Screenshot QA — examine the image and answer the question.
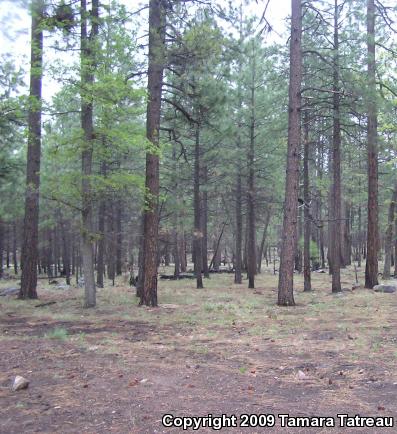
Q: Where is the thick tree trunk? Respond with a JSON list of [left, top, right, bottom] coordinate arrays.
[[278, 0, 302, 306], [140, 0, 165, 306], [80, 0, 98, 307], [330, 0, 342, 293], [383, 183, 397, 279], [19, 0, 44, 299], [365, 0, 379, 289]]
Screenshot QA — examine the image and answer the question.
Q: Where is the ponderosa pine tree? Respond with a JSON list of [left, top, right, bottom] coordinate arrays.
[[140, 0, 166, 306], [246, 39, 257, 290], [365, 0, 379, 289], [19, 0, 44, 300], [80, 0, 98, 307], [277, 0, 302, 306], [383, 182, 397, 279], [303, 113, 311, 292], [330, 0, 342, 293]]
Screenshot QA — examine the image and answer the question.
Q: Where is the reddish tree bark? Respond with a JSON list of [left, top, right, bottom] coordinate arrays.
[[140, 0, 166, 305], [365, 0, 379, 289], [277, 0, 302, 306]]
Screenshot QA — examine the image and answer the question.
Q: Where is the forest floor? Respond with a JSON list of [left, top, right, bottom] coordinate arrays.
[[0, 266, 397, 434]]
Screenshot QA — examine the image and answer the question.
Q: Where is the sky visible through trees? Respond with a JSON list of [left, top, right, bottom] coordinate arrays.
[[0, 0, 396, 307], [1, 1, 397, 431]]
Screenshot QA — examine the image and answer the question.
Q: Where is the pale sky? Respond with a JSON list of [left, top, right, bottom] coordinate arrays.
[[0, 0, 291, 100]]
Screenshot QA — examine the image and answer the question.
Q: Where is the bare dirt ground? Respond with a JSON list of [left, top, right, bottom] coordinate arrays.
[[1, 266, 397, 434]]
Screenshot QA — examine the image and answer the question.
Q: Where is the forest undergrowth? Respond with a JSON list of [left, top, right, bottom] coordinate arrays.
[[1, 266, 396, 433]]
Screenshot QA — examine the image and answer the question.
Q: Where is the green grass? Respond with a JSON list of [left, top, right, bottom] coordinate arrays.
[[44, 327, 69, 340]]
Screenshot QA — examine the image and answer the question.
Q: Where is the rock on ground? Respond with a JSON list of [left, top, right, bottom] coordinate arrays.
[[373, 284, 397, 293], [12, 376, 29, 391], [0, 287, 19, 296]]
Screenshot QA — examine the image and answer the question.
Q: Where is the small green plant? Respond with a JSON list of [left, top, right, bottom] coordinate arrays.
[[76, 331, 86, 345], [239, 366, 247, 374], [203, 302, 216, 312], [45, 327, 69, 340], [371, 340, 382, 353]]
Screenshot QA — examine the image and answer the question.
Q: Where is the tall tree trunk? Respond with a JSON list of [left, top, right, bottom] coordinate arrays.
[[80, 0, 98, 307], [59, 217, 71, 285], [234, 3, 243, 285], [342, 202, 352, 266], [13, 221, 18, 275], [55, 226, 61, 275], [331, 0, 342, 293], [383, 183, 397, 279], [136, 215, 144, 297], [96, 163, 106, 287], [295, 205, 303, 272], [209, 222, 226, 271], [317, 139, 326, 269], [0, 220, 3, 278], [140, 0, 165, 306], [171, 142, 180, 277], [193, 124, 203, 289], [201, 166, 209, 278], [6, 227, 10, 269], [71, 235, 76, 276], [394, 219, 397, 277], [115, 197, 122, 276], [107, 199, 116, 284], [247, 43, 256, 289], [47, 229, 53, 279], [357, 203, 362, 267], [303, 114, 312, 292], [180, 230, 187, 272], [278, 0, 302, 306], [235, 157, 243, 284], [19, 0, 44, 299], [365, 0, 379, 288], [257, 208, 271, 273]]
